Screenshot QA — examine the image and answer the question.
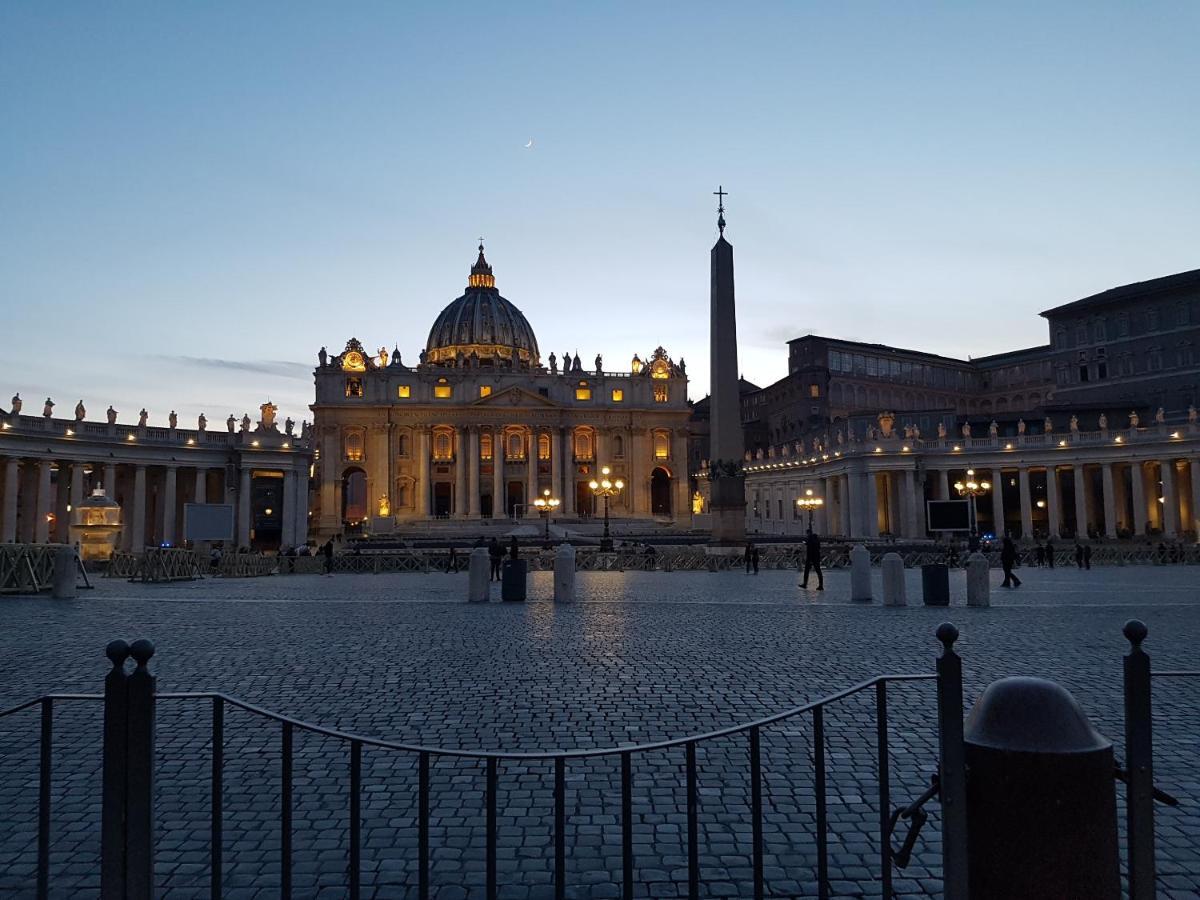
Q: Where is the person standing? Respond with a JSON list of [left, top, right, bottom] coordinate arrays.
[[1000, 535, 1022, 588], [744, 542, 754, 574], [447, 546, 459, 574], [1074, 542, 1084, 569], [751, 543, 760, 574], [322, 539, 334, 576], [1045, 538, 1055, 568], [1034, 542, 1045, 567], [1083, 544, 1092, 570], [488, 537, 503, 582], [801, 529, 824, 590]]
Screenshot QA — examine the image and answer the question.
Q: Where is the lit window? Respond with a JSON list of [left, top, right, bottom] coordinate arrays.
[[434, 383, 452, 399], [479, 385, 492, 398], [653, 383, 668, 403], [538, 433, 551, 460], [611, 389, 624, 402], [433, 431, 453, 461], [345, 377, 363, 398], [573, 428, 593, 460], [344, 430, 364, 462], [575, 387, 592, 401], [397, 385, 411, 398], [809, 384, 820, 398], [507, 432, 525, 460], [653, 431, 670, 459], [480, 433, 493, 461]]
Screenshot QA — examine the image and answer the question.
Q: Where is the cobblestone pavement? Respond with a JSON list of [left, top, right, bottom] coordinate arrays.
[[1, 566, 1197, 899]]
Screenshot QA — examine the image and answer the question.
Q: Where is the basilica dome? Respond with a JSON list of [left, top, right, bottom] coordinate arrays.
[[425, 245, 540, 367]]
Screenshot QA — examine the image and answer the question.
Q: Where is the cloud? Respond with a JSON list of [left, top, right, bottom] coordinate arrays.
[[157, 356, 312, 379]]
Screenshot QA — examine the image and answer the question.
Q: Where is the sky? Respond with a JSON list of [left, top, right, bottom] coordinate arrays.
[[2, 2, 1198, 428]]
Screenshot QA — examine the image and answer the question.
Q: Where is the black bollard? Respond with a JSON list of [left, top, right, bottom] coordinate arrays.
[[964, 676, 1119, 899]]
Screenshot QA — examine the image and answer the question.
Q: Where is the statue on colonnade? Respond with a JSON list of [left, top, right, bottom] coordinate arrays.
[[138, 409, 148, 427], [226, 414, 236, 433], [107, 406, 117, 424], [43, 397, 54, 418], [9, 393, 20, 414], [198, 413, 207, 431], [74, 400, 86, 421]]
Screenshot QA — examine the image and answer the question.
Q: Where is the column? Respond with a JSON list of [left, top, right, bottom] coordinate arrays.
[[526, 429, 539, 515], [1072, 465, 1088, 539], [162, 465, 178, 545], [131, 465, 147, 550], [550, 429, 563, 508], [54, 466, 70, 542], [630, 429, 646, 515], [1160, 459, 1179, 537], [559, 427, 575, 516], [492, 426, 504, 518], [281, 469, 297, 547], [417, 428, 431, 517], [673, 430, 690, 521], [864, 471, 880, 538], [34, 460, 52, 543], [991, 468, 1005, 537], [937, 469, 950, 500], [194, 467, 207, 504], [454, 428, 468, 517], [1045, 466, 1060, 539], [1018, 467, 1033, 540], [1, 457, 18, 542], [294, 465, 310, 547], [1130, 462, 1147, 536], [237, 467, 252, 547], [19, 464, 37, 542], [318, 428, 340, 534], [1101, 463, 1118, 539], [70, 463, 85, 509], [842, 473, 856, 537], [468, 427, 481, 517], [1190, 459, 1200, 538], [104, 463, 117, 499]]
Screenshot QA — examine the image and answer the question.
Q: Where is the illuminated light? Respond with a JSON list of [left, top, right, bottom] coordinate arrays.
[[1157, 497, 1165, 504], [1058, 440, 1067, 447], [127, 434, 135, 441], [186, 438, 195, 445], [251, 440, 260, 447], [902, 445, 910, 452], [66, 504, 72, 512], [1, 422, 9, 429], [1036, 499, 1046, 509], [264, 508, 273, 516], [1005, 443, 1013, 450], [952, 445, 961, 451], [282, 442, 290, 449], [66, 428, 74, 436], [1171, 431, 1180, 439], [874, 446, 882, 453], [1114, 436, 1123, 443], [834, 451, 841, 457]]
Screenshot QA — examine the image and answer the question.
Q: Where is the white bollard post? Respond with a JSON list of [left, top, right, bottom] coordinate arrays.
[[881, 552, 906, 607], [967, 552, 990, 608], [468, 547, 490, 602], [850, 543, 872, 602], [554, 543, 576, 602], [52, 546, 77, 599]]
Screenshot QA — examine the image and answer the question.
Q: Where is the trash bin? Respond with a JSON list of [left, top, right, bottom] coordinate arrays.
[[921, 564, 950, 606], [964, 676, 1119, 899], [501, 559, 528, 602]]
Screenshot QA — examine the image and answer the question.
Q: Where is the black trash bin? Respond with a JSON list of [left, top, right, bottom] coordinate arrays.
[[964, 676, 1119, 899], [501, 559, 528, 601], [921, 564, 950, 606]]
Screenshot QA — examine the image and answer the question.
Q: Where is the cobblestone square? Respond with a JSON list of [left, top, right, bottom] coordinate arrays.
[[1, 565, 1197, 899]]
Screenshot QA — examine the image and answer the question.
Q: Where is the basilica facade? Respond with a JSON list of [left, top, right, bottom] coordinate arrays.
[[309, 245, 691, 537]]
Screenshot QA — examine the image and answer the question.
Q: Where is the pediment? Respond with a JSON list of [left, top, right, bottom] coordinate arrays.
[[473, 386, 560, 408]]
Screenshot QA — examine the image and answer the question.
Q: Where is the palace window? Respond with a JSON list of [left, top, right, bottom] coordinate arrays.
[[1118, 313, 1130, 337], [611, 388, 624, 402], [1147, 308, 1160, 330], [345, 377, 363, 398], [653, 430, 670, 460], [434, 380, 452, 399], [573, 428, 593, 461], [612, 434, 624, 458], [575, 381, 592, 401], [809, 384, 820, 398], [344, 429, 365, 462], [653, 383, 668, 403], [480, 433, 493, 461], [396, 433, 410, 457], [538, 433, 551, 460], [396, 482, 410, 508], [479, 385, 492, 398], [397, 385, 411, 399], [433, 430, 453, 461], [507, 432, 525, 460]]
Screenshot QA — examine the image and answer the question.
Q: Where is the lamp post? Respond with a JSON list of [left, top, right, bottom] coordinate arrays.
[[532, 488, 560, 546], [588, 465, 624, 552], [953, 468, 992, 534], [795, 488, 824, 531]]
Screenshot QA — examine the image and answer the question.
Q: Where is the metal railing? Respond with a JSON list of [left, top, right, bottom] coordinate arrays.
[[0, 543, 60, 593]]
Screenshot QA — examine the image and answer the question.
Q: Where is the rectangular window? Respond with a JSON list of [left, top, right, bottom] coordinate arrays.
[[653, 383, 668, 403], [397, 385, 411, 398], [345, 378, 363, 398], [479, 385, 492, 398], [434, 384, 452, 399], [1097, 362, 1107, 379], [1078, 365, 1089, 382], [611, 388, 624, 402], [575, 387, 592, 401], [809, 384, 820, 398]]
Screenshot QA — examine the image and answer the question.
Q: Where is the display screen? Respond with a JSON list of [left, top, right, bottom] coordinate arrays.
[[926, 500, 971, 532]]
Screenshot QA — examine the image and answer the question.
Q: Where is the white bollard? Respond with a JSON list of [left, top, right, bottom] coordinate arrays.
[[850, 543, 872, 601], [966, 552, 990, 608], [468, 548, 490, 602], [554, 543, 576, 602], [881, 552, 906, 607], [52, 546, 77, 600]]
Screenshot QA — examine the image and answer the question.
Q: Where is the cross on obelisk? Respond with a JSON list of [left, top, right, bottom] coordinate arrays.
[[713, 186, 727, 235]]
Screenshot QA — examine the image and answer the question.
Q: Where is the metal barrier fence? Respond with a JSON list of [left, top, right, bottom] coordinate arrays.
[[138, 548, 202, 583], [0, 544, 61, 594], [0, 622, 1191, 899]]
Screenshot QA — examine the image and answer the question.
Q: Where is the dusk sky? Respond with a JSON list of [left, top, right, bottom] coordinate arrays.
[[2, 2, 1197, 428]]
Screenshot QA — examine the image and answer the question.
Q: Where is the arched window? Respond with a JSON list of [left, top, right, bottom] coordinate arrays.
[[342, 469, 367, 522], [433, 429, 453, 461], [612, 434, 624, 458], [344, 429, 365, 462], [396, 481, 410, 509], [573, 428, 593, 461], [507, 431, 524, 460], [396, 432, 410, 457], [653, 430, 670, 460], [538, 433, 551, 460], [480, 432, 493, 461]]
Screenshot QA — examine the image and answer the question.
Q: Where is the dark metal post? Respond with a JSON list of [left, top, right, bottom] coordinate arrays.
[[935, 623, 968, 900], [101, 640, 131, 900], [1123, 619, 1155, 900], [813, 706, 828, 900], [554, 757, 565, 900], [37, 697, 52, 900], [210, 696, 223, 900], [601, 494, 613, 552], [124, 639, 156, 899], [749, 726, 763, 900], [875, 680, 891, 900], [418, 751, 430, 900]]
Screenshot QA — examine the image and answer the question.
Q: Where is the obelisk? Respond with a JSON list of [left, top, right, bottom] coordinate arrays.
[[708, 187, 747, 547]]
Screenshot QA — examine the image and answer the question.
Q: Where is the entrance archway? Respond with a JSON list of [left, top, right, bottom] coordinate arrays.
[[506, 481, 524, 518], [650, 467, 672, 517], [342, 468, 367, 524], [433, 483, 453, 518]]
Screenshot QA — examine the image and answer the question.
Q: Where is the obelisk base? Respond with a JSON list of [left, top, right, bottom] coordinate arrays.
[[708, 473, 747, 548]]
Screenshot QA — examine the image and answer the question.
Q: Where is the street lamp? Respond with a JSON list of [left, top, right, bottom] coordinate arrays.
[[953, 468, 991, 533], [795, 488, 824, 530], [532, 488, 560, 545], [588, 465, 624, 552]]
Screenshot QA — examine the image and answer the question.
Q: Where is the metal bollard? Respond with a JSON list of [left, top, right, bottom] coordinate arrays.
[[921, 563, 951, 606], [553, 543, 575, 602], [964, 677, 1119, 899], [52, 545, 77, 599], [966, 552, 989, 607], [881, 552, 906, 606], [850, 543, 872, 601], [501, 558, 528, 601], [467, 548, 490, 602]]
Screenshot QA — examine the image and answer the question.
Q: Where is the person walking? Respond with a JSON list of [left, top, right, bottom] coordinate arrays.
[[751, 543, 760, 574], [744, 542, 754, 574], [447, 546, 459, 574], [1000, 535, 1022, 588], [488, 537, 503, 582], [1074, 542, 1084, 569], [801, 529, 824, 590], [1045, 538, 1055, 568], [1034, 542, 1045, 567], [322, 539, 334, 576], [1083, 544, 1092, 570]]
